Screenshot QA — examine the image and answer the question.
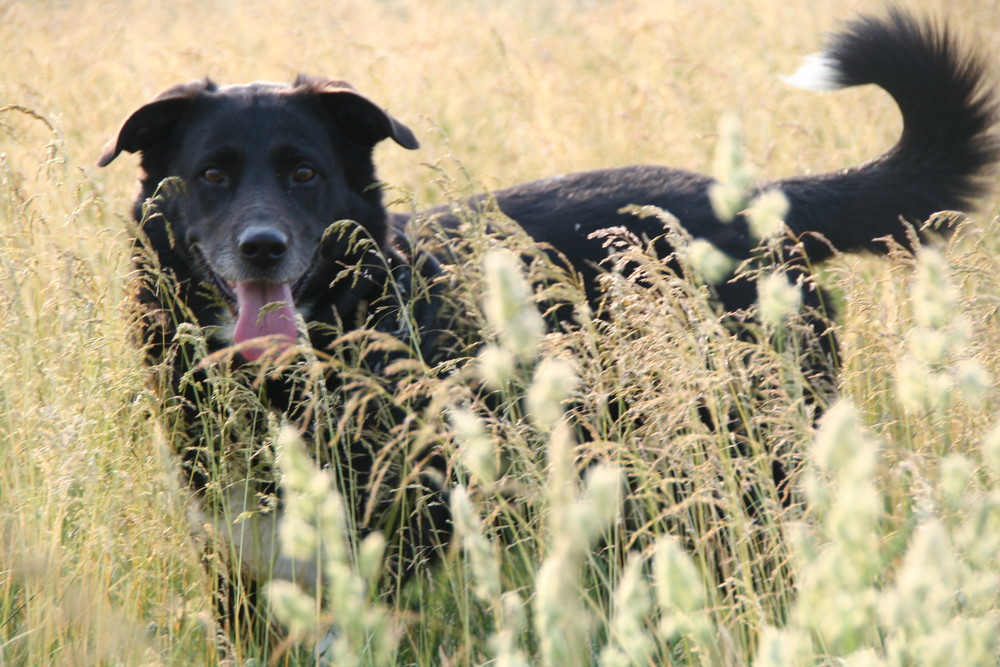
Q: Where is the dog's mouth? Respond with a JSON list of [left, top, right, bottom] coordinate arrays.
[[199, 251, 307, 362], [228, 280, 299, 361]]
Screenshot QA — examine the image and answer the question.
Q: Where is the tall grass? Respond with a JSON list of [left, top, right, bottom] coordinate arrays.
[[2, 0, 999, 664]]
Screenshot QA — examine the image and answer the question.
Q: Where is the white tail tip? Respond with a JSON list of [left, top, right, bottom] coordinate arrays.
[[783, 53, 845, 91]]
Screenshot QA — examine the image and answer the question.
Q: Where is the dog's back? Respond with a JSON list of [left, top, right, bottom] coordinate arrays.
[[412, 10, 997, 314]]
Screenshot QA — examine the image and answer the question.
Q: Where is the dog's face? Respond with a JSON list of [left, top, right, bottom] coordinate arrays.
[[100, 76, 418, 358]]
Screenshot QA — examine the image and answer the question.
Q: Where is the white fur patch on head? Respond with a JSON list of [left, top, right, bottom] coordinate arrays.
[[783, 53, 845, 91]]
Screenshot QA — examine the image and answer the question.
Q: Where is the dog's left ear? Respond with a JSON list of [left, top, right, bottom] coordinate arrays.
[[294, 75, 419, 150]]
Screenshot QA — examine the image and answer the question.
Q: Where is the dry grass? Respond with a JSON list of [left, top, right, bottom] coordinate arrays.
[[2, 0, 1000, 664]]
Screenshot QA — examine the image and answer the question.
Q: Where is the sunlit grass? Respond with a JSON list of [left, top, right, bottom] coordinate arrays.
[[2, 0, 999, 664]]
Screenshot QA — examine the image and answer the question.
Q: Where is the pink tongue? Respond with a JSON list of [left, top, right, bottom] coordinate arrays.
[[232, 281, 298, 361]]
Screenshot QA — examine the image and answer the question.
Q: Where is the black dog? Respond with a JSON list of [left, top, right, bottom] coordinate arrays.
[[99, 8, 996, 634]]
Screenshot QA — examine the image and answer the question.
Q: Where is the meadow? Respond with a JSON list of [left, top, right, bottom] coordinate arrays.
[[2, 0, 1000, 664]]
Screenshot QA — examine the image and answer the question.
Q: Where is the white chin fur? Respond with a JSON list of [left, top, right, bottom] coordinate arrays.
[[783, 53, 845, 91]]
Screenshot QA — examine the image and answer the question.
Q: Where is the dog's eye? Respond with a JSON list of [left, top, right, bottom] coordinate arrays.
[[292, 165, 318, 183], [201, 167, 227, 184]]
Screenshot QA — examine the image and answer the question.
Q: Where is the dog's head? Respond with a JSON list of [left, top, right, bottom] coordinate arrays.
[[99, 75, 418, 359]]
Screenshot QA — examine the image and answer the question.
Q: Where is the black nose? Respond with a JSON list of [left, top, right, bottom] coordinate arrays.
[[238, 227, 288, 269]]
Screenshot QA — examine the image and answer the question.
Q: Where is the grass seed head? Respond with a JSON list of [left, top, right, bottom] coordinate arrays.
[[450, 407, 497, 485], [982, 421, 1000, 481], [600, 551, 655, 667], [709, 113, 754, 222], [265, 579, 318, 638], [358, 532, 387, 588], [754, 625, 814, 667], [894, 359, 953, 415], [953, 359, 991, 406], [572, 464, 622, 547], [527, 357, 578, 431], [278, 513, 320, 563], [747, 189, 790, 241], [882, 520, 960, 637], [478, 343, 518, 389], [938, 454, 974, 511], [652, 535, 706, 616], [489, 593, 531, 667], [451, 485, 502, 602], [812, 400, 878, 477], [686, 238, 737, 285], [534, 556, 588, 667], [904, 328, 952, 365], [483, 249, 545, 362], [911, 247, 958, 330], [758, 270, 802, 328]]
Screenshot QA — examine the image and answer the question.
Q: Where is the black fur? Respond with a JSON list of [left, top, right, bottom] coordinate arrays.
[[99, 8, 996, 634], [413, 10, 998, 313]]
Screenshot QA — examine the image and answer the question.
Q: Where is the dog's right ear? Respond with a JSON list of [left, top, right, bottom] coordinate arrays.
[[98, 78, 217, 167]]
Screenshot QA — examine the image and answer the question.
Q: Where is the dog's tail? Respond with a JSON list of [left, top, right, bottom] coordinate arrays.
[[773, 9, 998, 261]]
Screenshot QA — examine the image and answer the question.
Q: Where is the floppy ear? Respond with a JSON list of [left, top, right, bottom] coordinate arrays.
[[293, 74, 419, 150], [97, 78, 217, 167]]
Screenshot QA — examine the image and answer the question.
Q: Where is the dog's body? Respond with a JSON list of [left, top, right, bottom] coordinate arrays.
[[99, 9, 996, 633]]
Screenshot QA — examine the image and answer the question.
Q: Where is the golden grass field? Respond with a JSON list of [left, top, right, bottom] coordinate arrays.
[[3, 0, 1000, 664]]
